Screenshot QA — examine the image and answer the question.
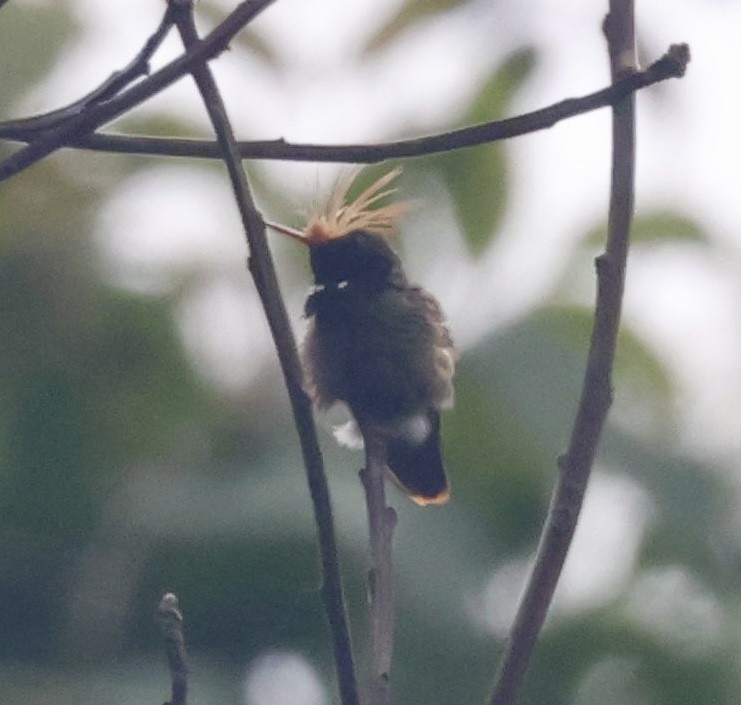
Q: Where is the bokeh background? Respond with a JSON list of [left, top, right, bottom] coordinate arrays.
[[1, 1, 740, 704]]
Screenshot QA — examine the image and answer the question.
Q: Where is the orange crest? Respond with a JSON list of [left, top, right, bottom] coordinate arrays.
[[267, 168, 411, 246]]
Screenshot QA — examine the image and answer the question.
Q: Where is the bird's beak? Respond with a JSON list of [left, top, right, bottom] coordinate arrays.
[[265, 220, 310, 245]]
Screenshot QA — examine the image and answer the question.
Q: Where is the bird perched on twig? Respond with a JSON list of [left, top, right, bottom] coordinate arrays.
[[268, 169, 456, 505]]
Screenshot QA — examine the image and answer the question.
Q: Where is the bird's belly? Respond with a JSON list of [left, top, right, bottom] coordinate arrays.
[[305, 302, 441, 423]]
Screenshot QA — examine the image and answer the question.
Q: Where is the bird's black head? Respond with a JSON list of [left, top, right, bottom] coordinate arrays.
[[309, 230, 405, 290]]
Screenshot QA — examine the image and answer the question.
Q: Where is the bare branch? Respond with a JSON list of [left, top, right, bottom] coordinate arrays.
[[0, 44, 689, 163], [487, 3, 639, 704], [360, 435, 398, 705], [169, 4, 361, 705], [0, 0, 278, 182], [0, 2, 178, 134], [156, 593, 188, 705]]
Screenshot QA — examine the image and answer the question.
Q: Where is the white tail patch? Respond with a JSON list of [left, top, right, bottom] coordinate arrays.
[[332, 420, 365, 450], [389, 414, 432, 445]]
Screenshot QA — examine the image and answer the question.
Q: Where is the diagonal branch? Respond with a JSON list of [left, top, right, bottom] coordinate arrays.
[[0, 1, 178, 134], [0, 44, 689, 164], [0, 0, 278, 182], [168, 4, 361, 705], [487, 2, 644, 704]]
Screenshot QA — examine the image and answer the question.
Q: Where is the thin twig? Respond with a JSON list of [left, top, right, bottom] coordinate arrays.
[[487, 3, 642, 704], [0, 2, 178, 134], [169, 4, 361, 705], [0, 45, 689, 163], [155, 593, 188, 705], [0, 0, 277, 182], [360, 434, 398, 705]]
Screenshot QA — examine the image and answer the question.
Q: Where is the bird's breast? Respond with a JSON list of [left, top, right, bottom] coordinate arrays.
[[303, 283, 453, 423]]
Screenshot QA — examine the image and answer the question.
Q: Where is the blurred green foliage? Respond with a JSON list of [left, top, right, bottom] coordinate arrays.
[[0, 4, 76, 111], [587, 212, 709, 247], [434, 48, 537, 255], [366, 0, 473, 53], [0, 2, 738, 705]]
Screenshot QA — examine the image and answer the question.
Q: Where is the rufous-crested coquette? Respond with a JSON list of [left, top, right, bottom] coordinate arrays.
[[268, 169, 456, 505]]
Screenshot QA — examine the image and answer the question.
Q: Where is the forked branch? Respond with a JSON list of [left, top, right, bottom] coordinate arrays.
[[0, 0, 278, 182]]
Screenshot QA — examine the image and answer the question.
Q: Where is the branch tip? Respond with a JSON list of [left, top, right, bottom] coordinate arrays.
[[665, 43, 691, 76], [156, 592, 188, 705]]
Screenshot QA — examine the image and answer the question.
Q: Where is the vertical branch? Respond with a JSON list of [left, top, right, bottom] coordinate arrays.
[[487, 2, 637, 704], [360, 435, 398, 705], [156, 593, 188, 705], [169, 4, 361, 705]]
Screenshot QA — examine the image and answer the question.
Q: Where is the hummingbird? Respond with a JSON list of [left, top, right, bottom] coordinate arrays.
[[268, 169, 456, 505]]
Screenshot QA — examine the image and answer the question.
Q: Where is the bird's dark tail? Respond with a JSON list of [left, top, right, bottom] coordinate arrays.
[[385, 411, 449, 506]]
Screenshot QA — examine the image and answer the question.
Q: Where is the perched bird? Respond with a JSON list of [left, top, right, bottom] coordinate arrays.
[[268, 169, 456, 505]]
